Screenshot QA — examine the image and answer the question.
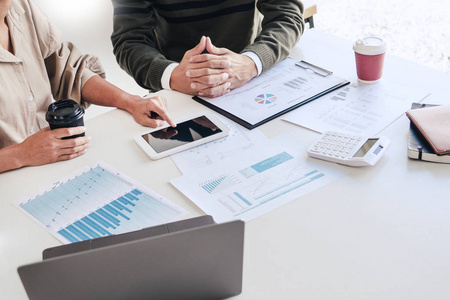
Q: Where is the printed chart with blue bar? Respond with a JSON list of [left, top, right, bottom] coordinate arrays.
[[220, 152, 327, 217], [201, 174, 240, 194], [16, 162, 187, 244], [171, 147, 344, 223]]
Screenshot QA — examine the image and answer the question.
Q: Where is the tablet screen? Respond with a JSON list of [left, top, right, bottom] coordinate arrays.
[[141, 116, 223, 153]]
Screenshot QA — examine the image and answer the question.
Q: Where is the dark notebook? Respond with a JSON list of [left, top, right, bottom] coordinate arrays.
[[407, 103, 450, 163]]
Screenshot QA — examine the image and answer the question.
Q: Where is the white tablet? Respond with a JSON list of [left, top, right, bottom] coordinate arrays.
[[134, 113, 230, 160]]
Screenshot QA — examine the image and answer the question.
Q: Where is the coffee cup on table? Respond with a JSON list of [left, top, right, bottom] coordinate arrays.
[[46, 99, 85, 139], [353, 37, 386, 84]]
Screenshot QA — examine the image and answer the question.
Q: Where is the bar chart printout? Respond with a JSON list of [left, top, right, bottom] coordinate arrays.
[[15, 162, 187, 244], [170, 138, 344, 223]]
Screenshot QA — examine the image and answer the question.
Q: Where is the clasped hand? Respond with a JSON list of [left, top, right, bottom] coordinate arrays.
[[170, 36, 258, 98]]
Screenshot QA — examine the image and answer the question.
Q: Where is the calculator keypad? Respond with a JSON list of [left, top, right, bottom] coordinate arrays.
[[309, 131, 363, 159]]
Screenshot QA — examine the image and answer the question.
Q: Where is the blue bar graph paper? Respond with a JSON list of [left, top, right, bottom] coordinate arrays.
[[201, 175, 227, 193], [19, 164, 185, 243]]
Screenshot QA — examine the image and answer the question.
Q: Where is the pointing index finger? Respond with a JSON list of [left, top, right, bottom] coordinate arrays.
[[150, 105, 176, 127]]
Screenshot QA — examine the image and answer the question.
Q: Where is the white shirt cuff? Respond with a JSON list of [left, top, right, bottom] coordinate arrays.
[[242, 51, 262, 76], [161, 63, 179, 90]]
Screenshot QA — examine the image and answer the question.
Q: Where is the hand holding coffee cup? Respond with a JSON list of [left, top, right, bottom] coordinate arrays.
[[12, 100, 89, 169], [46, 99, 85, 139], [353, 37, 386, 84]]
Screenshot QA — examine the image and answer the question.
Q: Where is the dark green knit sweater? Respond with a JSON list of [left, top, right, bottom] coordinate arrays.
[[111, 0, 304, 90]]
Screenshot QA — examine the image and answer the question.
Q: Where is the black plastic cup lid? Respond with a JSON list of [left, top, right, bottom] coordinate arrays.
[[46, 99, 84, 123]]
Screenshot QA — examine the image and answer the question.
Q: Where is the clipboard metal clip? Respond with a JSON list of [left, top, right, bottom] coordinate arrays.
[[295, 60, 333, 77]]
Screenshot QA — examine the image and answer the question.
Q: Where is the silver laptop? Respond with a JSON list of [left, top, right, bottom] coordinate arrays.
[[18, 216, 244, 300]]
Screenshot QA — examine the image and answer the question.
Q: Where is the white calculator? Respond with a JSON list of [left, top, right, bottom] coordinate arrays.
[[307, 131, 390, 167]]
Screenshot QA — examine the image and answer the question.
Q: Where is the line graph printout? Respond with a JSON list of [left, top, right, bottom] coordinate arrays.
[[170, 135, 345, 223], [195, 57, 348, 128], [15, 162, 187, 244], [282, 81, 430, 136]]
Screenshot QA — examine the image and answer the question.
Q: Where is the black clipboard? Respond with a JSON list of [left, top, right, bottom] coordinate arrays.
[[192, 59, 350, 129]]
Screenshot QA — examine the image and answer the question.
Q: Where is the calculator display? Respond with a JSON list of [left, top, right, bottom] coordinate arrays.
[[353, 138, 379, 157]]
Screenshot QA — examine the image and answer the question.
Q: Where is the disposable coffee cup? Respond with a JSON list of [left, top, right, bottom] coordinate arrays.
[[46, 99, 85, 139], [353, 37, 386, 84]]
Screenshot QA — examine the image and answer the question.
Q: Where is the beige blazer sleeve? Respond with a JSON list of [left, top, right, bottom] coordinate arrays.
[[44, 42, 106, 108], [30, 0, 106, 108]]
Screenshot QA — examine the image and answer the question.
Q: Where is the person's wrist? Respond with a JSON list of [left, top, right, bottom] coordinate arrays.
[[120, 94, 141, 114], [11, 142, 27, 169], [241, 51, 261, 77], [243, 55, 258, 80], [162, 63, 179, 90], [250, 63, 258, 79], [169, 65, 185, 93]]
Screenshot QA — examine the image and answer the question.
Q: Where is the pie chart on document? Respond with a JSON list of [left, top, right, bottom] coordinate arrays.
[[255, 94, 277, 104]]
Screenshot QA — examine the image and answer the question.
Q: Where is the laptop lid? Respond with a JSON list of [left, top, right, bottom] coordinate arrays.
[[42, 215, 215, 259], [18, 219, 244, 300]]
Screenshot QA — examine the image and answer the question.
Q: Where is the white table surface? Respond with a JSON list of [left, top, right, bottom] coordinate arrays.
[[2, 29, 450, 300]]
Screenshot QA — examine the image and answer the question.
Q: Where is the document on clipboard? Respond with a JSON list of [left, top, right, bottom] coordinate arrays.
[[193, 57, 349, 129]]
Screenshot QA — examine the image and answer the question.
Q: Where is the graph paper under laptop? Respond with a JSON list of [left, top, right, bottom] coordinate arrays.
[[18, 216, 244, 300]]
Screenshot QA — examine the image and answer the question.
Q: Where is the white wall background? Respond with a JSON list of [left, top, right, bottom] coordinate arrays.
[[313, 0, 450, 73]]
